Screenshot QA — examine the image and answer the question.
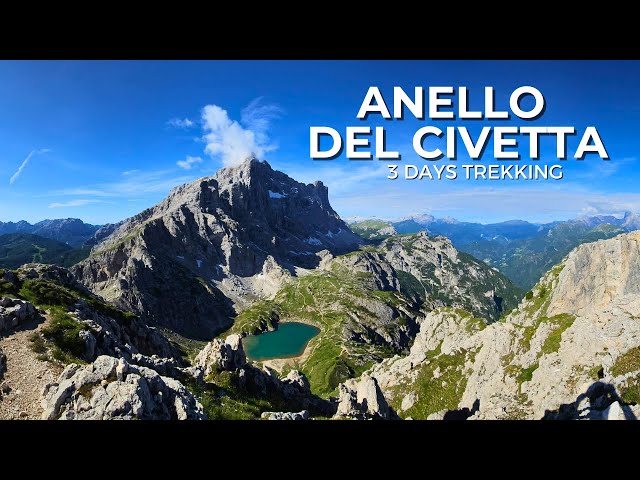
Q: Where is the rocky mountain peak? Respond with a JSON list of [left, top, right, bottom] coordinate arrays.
[[212, 158, 334, 214], [622, 211, 640, 229], [73, 158, 362, 338]]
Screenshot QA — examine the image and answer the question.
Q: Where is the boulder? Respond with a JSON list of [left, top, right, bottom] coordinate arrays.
[[194, 334, 246, 376], [280, 370, 311, 399], [334, 374, 392, 420], [335, 382, 359, 418], [0, 380, 10, 395], [261, 410, 310, 420], [426, 410, 448, 420], [0, 297, 39, 332], [130, 353, 180, 377], [41, 355, 205, 420]]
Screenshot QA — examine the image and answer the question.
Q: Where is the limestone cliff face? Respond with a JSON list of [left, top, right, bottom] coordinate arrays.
[[333, 232, 521, 322], [546, 232, 640, 317], [367, 232, 640, 420], [72, 158, 361, 339]]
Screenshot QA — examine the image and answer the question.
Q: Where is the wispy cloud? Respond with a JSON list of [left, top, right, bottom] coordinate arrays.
[[48, 199, 104, 208], [282, 161, 392, 196], [167, 117, 195, 129], [48, 169, 195, 199], [575, 156, 637, 179], [331, 182, 640, 223], [9, 148, 52, 185], [240, 97, 283, 146], [122, 169, 140, 176], [177, 155, 203, 170], [202, 97, 282, 167]]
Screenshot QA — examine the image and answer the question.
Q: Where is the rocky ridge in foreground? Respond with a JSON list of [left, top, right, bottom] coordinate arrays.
[[0, 264, 205, 419], [42, 355, 205, 420], [363, 232, 640, 419], [1, 263, 334, 420]]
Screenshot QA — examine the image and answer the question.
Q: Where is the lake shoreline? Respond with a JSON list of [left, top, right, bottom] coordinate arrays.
[[243, 321, 320, 364], [245, 320, 322, 373]]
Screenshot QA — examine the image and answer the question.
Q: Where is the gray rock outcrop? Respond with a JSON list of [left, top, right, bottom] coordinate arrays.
[[72, 157, 361, 338], [2, 264, 183, 365], [130, 353, 181, 377], [380, 232, 520, 321], [191, 338, 334, 416], [68, 297, 180, 363], [0, 297, 39, 332], [83, 222, 122, 248], [280, 369, 312, 399], [334, 373, 393, 419], [334, 251, 401, 292], [194, 334, 246, 376], [16, 264, 89, 294], [41, 355, 205, 420], [261, 410, 309, 420]]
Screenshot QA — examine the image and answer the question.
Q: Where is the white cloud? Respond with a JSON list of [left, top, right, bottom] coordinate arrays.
[[48, 199, 103, 208], [177, 155, 203, 170], [9, 148, 52, 185], [167, 117, 195, 129], [202, 97, 282, 167]]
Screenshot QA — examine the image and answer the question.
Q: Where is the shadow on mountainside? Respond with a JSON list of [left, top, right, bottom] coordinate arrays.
[[442, 399, 481, 420], [542, 381, 637, 420], [188, 362, 337, 420], [0, 313, 45, 340]]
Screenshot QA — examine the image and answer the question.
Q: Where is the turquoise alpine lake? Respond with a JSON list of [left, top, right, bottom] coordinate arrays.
[[242, 322, 321, 361]]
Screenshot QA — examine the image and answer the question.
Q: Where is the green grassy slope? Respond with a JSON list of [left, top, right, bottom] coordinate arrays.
[[228, 263, 420, 397], [350, 219, 395, 240], [0, 233, 90, 269]]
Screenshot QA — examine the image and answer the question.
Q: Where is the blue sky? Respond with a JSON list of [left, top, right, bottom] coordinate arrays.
[[0, 60, 638, 225]]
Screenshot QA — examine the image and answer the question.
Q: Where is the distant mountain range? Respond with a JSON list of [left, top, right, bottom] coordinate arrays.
[[0, 219, 99, 248], [350, 212, 640, 289], [0, 233, 90, 269], [3, 209, 638, 293]]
